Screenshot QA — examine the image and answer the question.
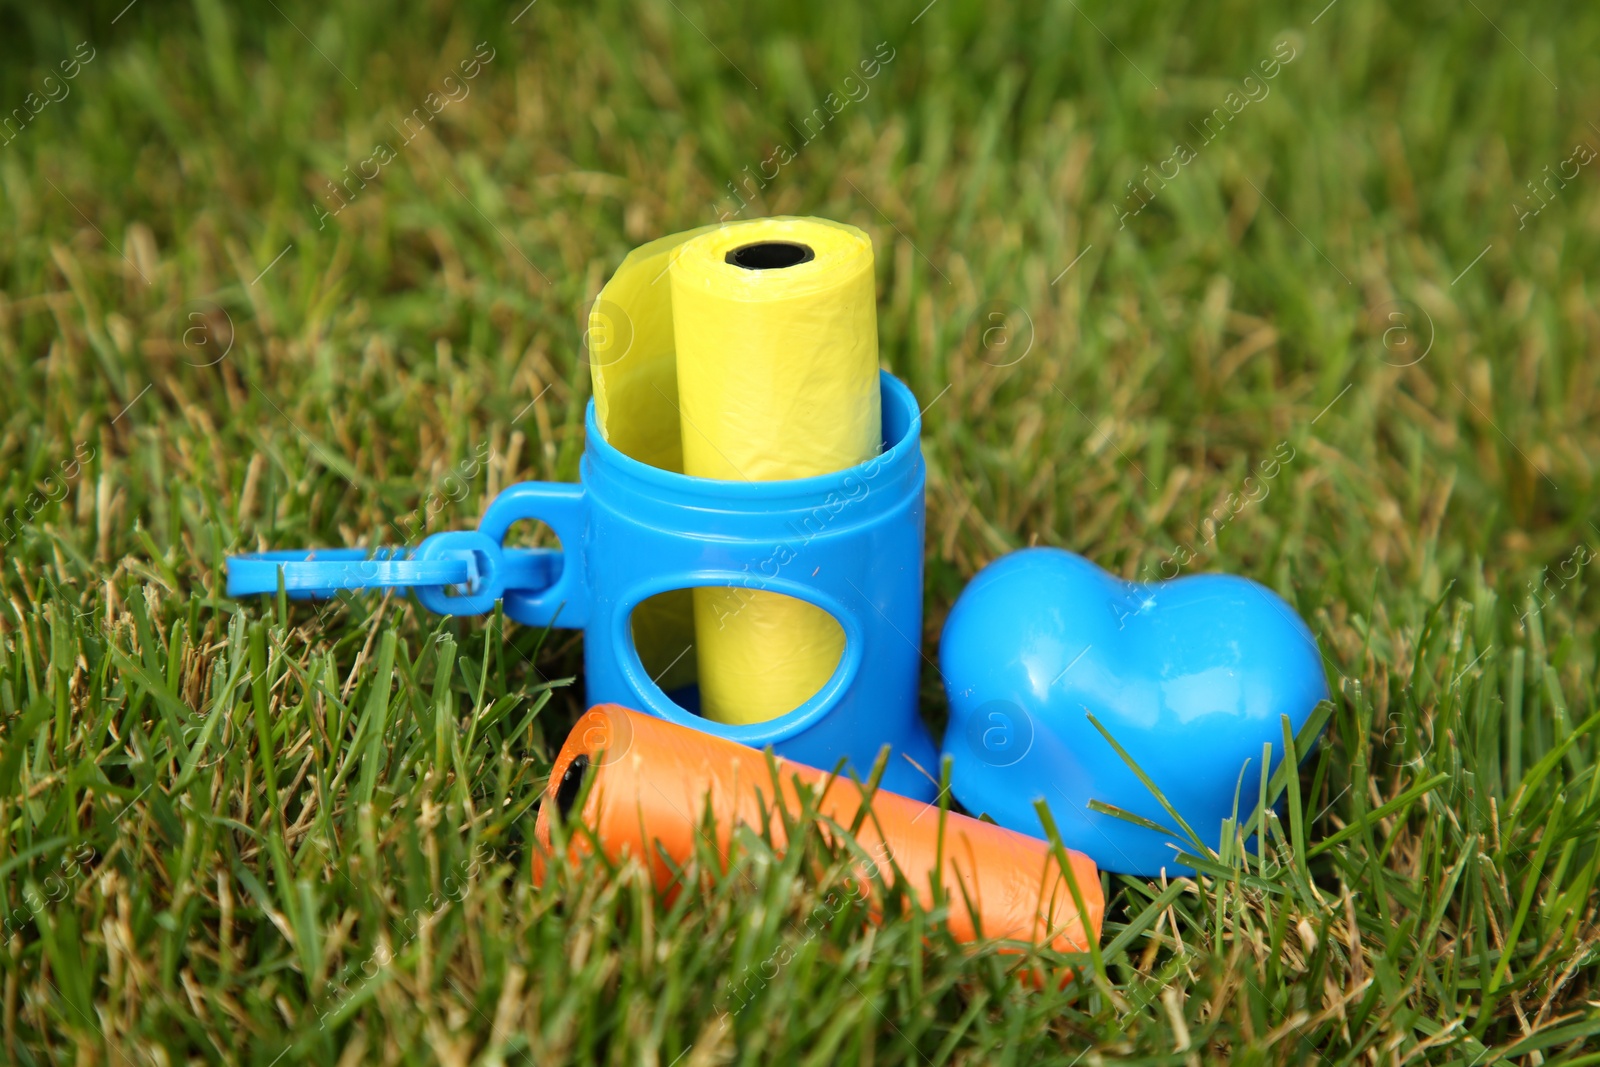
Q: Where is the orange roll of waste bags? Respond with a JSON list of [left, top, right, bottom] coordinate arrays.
[[532, 705, 1104, 955]]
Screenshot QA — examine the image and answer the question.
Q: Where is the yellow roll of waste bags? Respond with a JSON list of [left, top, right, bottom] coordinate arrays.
[[587, 217, 882, 724]]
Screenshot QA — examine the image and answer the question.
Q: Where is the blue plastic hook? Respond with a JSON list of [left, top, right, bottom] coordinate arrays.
[[225, 535, 560, 609]]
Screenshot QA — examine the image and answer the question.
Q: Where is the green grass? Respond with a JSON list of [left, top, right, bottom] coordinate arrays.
[[3, 0, 1600, 1061]]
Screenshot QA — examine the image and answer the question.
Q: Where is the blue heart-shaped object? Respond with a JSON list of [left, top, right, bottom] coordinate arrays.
[[939, 548, 1328, 876]]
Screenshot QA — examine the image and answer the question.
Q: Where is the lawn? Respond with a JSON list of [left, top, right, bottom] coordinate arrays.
[[3, 0, 1599, 1062]]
